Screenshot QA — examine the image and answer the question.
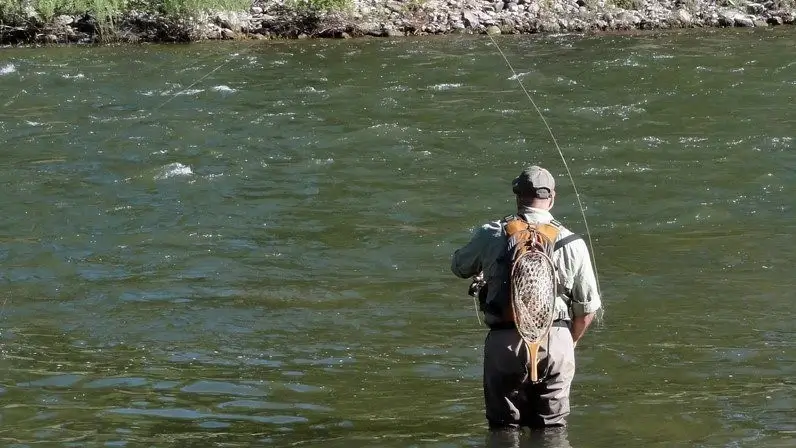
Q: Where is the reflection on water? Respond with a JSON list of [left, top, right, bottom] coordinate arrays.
[[486, 428, 573, 448]]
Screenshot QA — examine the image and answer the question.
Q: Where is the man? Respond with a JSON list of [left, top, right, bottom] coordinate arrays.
[[451, 165, 602, 431]]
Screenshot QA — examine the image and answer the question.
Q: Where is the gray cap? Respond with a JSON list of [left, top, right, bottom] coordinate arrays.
[[512, 166, 555, 198]]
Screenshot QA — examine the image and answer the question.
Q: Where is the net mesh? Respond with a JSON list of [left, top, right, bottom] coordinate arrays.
[[510, 250, 556, 343]]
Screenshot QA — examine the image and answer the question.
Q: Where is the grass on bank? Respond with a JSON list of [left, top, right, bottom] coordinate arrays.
[[0, 0, 356, 42], [0, 0, 354, 23], [289, 0, 350, 13], [0, 0, 252, 23]]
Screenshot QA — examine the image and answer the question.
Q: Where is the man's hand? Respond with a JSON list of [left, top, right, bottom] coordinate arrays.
[[570, 312, 596, 346]]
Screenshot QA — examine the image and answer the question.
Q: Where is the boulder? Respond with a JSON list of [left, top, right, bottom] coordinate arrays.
[[54, 15, 74, 27], [746, 2, 765, 14], [734, 15, 755, 26], [676, 9, 692, 26], [767, 16, 783, 25]]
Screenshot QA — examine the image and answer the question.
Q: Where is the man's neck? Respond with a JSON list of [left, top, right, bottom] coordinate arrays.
[[517, 206, 553, 222], [518, 205, 550, 214]]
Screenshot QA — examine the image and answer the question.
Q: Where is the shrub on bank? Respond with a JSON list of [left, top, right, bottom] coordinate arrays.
[[0, 0, 362, 42], [288, 0, 350, 13], [0, 0, 359, 23], [0, 0, 253, 24]]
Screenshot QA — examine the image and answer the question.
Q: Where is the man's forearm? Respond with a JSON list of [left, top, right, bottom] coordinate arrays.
[[570, 313, 595, 345]]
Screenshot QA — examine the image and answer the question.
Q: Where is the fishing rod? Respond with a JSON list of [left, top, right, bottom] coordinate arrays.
[[486, 33, 601, 296]]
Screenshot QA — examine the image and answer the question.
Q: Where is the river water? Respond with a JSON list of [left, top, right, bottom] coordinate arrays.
[[1, 28, 794, 447]]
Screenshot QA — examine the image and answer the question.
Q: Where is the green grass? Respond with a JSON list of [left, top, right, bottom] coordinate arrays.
[[0, 0, 252, 23], [0, 0, 358, 43], [157, 0, 252, 16], [287, 0, 351, 14]]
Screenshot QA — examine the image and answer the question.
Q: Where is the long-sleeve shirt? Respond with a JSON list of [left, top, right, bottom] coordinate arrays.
[[451, 207, 601, 326]]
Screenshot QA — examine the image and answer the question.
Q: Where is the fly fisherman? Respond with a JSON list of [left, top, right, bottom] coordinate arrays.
[[450, 165, 602, 431]]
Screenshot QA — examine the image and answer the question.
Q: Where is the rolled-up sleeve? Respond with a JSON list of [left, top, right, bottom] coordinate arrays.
[[569, 239, 602, 316], [451, 225, 490, 279]]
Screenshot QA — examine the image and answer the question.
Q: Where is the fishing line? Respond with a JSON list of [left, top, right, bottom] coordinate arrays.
[[3, 89, 28, 108], [472, 294, 483, 326], [0, 41, 261, 324], [486, 33, 601, 296], [96, 44, 257, 149], [150, 50, 246, 113]]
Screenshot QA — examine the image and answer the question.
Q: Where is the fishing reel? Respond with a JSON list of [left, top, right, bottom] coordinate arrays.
[[468, 272, 486, 298]]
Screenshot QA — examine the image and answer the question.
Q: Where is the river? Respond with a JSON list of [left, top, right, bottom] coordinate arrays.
[[1, 28, 794, 447]]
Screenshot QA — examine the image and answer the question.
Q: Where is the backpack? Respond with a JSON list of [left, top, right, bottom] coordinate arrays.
[[504, 215, 560, 266], [503, 214, 563, 383], [468, 214, 582, 312]]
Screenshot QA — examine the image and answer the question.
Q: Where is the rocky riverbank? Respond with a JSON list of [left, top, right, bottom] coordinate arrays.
[[1, 0, 794, 45]]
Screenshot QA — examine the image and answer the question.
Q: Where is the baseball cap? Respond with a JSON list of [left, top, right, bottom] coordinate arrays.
[[512, 166, 555, 198]]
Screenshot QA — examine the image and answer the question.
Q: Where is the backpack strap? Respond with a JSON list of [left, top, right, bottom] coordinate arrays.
[[535, 222, 560, 245], [501, 214, 519, 223], [502, 214, 527, 239], [503, 214, 563, 246], [554, 233, 582, 252]]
